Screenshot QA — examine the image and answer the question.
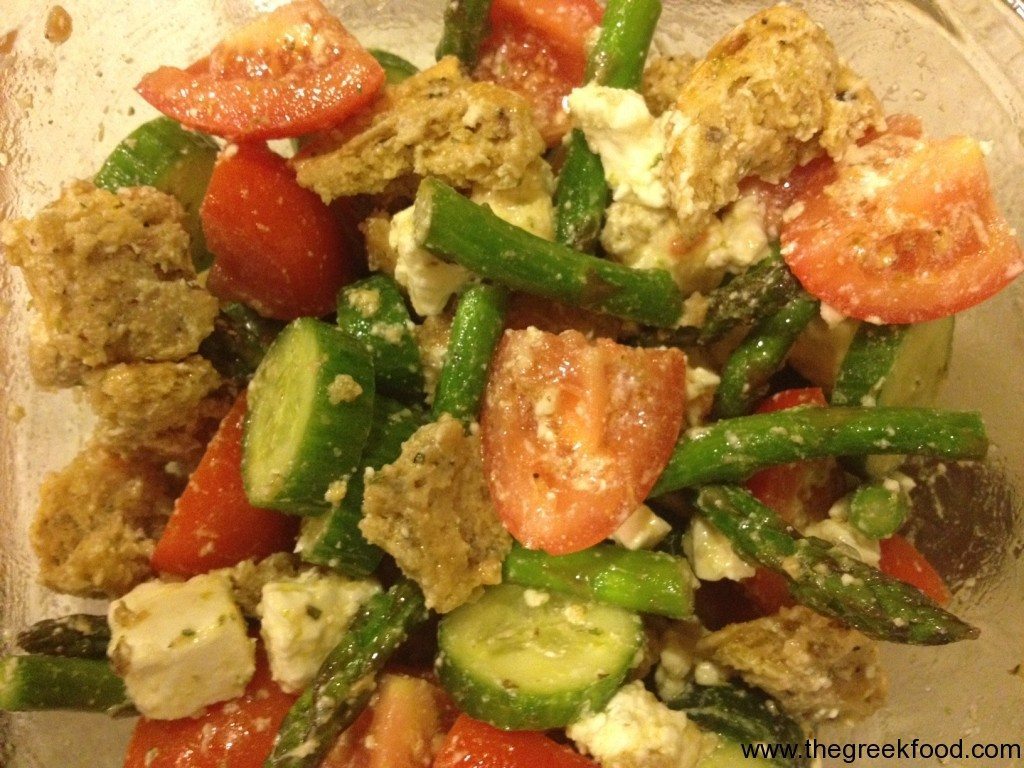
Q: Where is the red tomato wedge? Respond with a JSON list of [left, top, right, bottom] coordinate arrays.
[[879, 533, 951, 605], [136, 0, 384, 140], [151, 392, 299, 577], [123, 651, 296, 768], [481, 328, 686, 555], [782, 130, 1024, 323], [744, 388, 847, 529], [474, 0, 602, 145], [433, 714, 598, 768], [202, 142, 360, 320]]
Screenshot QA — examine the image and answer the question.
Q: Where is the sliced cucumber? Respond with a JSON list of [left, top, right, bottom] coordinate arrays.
[[243, 319, 375, 515], [298, 397, 424, 575], [697, 739, 780, 768], [336, 275, 425, 401], [94, 117, 219, 271], [832, 317, 954, 476], [437, 583, 643, 730]]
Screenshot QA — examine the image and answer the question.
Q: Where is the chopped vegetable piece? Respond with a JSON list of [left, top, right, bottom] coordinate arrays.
[[782, 132, 1024, 323], [243, 318, 375, 514], [436, 0, 493, 66], [199, 303, 285, 382], [431, 284, 508, 423], [434, 713, 599, 768], [653, 406, 988, 497], [266, 580, 428, 768], [202, 143, 360, 321], [483, 328, 686, 554], [136, 0, 385, 140], [414, 178, 684, 327], [879, 533, 951, 606], [437, 583, 643, 729], [93, 116, 218, 270], [16, 614, 110, 659], [368, 48, 418, 83], [503, 543, 695, 618], [0, 655, 129, 713], [694, 485, 976, 644], [553, 131, 609, 252], [151, 393, 298, 577], [848, 482, 909, 539]]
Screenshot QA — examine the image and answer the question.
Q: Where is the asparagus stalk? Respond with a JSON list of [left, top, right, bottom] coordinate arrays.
[[847, 481, 909, 539], [669, 682, 807, 768], [368, 49, 419, 84], [713, 295, 818, 419], [652, 406, 988, 496], [414, 178, 683, 327], [266, 580, 428, 768], [336, 274, 425, 401], [435, 0, 492, 67], [699, 245, 805, 344], [694, 485, 978, 644], [16, 614, 110, 659], [432, 284, 508, 422], [503, 543, 695, 619], [553, 0, 663, 252], [0, 655, 130, 713]]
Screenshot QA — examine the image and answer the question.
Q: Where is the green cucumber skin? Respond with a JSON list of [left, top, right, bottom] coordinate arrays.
[[200, 303, 285, 382], [502, 544, 695, 619], [243, 319, 376, 515], [299, 398, 424, 575], [94, 116, 218, 271], [436, 583, 643, 730], [337, 275, 425, 401], [0, 655, 129, 712]]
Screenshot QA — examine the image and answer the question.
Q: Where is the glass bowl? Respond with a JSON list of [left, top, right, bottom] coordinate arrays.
[[1, 1, 1022, 765]]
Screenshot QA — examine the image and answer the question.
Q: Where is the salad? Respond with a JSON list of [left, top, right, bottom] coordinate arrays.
[[1, 0, 1023, 766]]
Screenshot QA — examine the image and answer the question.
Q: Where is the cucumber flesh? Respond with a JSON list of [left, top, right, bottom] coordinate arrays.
[[437, 583, 643, 730], [243, 319, 375, 514], [697, 739, 779, 768], [94, 117, 219, 271]]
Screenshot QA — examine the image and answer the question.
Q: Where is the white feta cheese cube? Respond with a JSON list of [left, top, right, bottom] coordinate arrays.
[[612, 504, 672, 550], [803, 518, 881, 567], [259, 571, 380, 693], [684, 517, 756, 581], [391, 206, 470, 317], [108, 573, 255, 720]]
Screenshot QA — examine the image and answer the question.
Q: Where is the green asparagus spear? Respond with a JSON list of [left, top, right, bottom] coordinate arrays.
[[713, 295, 818, 419], [16, 614, 110, 659], [553, 0, 662, 252], [266, 580, 428, 768], [435, 0, 492, 67], [651, 406, 988, 497], [414, 178, 683, 327], [368, 48, 419, 84], [503, 543, 695, 618], [0, 655, 131, 713], [699, 245, 805, 344], [336, 275, 425, 401], [694, 485, 978, 644], [669, 682, 807, 768], [847, 481, 909, 539], [199, 302, 284, 381], [432, 284, 508, 422]]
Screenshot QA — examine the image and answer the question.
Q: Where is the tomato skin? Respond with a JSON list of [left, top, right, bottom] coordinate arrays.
[[782, 131, 1024, 323], [879, 533, 951, 605], [474, 0, 602, 145], [744, 388, 847, 529], [482, 328, 686, 555], [202, 142, 359, 320], [123, 652, 296, 768], [433, 714, 598, 768], [151, 392, 298, 577], [136, 0, 384, 140]]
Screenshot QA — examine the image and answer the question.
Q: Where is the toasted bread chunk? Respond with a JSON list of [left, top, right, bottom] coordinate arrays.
[[1, 181, 218, 387], [360, 415, 511, 612], [664, 5, 883, 245], [294, 57, 545, 202], [696, 605, 887, 724], [642, 54, 698, 117]]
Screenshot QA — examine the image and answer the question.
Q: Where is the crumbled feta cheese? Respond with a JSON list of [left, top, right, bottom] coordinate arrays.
[[654, 621, 701, 702], [391, 207, 470, 317], [684, 366, 720, 427], [698, 196, 770, 274], [684, 517, 755, 581], [612, 504, 673, 550], [471, 159, 556, 240], [327, 374, 363, 404], [568, 681, 708, 768], [693, 660, 728, 687], [108, 574, 255, 719], [568, 85, 670, 209], [819, 302, 848, 328], [259, 571, 380, 693], [803, 518, 881, 567]]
